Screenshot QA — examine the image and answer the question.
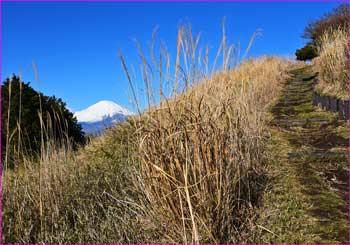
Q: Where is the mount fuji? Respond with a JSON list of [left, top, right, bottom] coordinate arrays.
[[74, 100, 134, 135]]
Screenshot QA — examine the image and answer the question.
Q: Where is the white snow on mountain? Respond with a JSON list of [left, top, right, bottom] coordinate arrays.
[[74, 100, 133, 123]]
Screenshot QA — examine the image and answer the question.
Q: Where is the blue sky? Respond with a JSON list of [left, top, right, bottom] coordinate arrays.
[[2, 2, 342, 112]]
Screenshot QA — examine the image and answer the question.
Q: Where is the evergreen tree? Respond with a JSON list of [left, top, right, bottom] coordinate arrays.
[[295, 43, 318, 61], [1, 74, 85, 168]]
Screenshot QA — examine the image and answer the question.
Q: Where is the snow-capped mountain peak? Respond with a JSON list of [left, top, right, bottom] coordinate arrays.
[[74, 100, 133, 123]]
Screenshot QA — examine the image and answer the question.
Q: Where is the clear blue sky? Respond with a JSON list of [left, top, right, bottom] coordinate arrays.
[[2, 2, 342, 112]]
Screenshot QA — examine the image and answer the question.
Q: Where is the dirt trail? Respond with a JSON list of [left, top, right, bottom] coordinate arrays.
[[269, 66, 349, 243], [255, 67, 349, 243]]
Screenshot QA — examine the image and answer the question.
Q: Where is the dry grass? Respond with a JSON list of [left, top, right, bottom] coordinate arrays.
[[126, 56, 291, 243], [312, 27, 349, 99], [3, 123, 159, 243], [3, 22, 292, 243]]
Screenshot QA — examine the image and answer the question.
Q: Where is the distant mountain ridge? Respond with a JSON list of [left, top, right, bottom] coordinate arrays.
[[74, 100, 133, 134]]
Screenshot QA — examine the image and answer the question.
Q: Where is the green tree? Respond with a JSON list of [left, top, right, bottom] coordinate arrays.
[[1, 75, 85, 168], [295, 43, 318, 61]]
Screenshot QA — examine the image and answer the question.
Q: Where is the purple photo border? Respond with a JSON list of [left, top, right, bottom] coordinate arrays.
[[348, 0, 350, 243], [1, 1, 3, 245], [0, 0, 349, 244], [0, 0, 2, 244], [0, 0, 349, 2]]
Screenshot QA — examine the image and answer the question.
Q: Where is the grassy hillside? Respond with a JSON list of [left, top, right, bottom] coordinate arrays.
[[3, 55, 292, 243], [4, 20, 348, 243]]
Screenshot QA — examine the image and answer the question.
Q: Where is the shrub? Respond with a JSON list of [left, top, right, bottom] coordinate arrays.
[[295, 43, 318, 61]]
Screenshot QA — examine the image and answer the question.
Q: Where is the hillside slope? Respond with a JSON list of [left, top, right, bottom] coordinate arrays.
[[3, 57, 292, 243]]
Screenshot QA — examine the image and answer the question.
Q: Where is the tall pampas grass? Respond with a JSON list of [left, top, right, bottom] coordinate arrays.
[[312, 27, 349, 99], [119, 23, 291, 242]]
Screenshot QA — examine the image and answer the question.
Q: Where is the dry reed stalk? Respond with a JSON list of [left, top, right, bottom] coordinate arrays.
[[5, 77, 12, 170], [32, 61, 45, 239]]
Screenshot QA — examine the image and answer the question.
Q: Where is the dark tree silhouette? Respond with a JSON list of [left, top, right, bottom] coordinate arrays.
[[295, 43, 318, 61], [1, 74, 85, 168]]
